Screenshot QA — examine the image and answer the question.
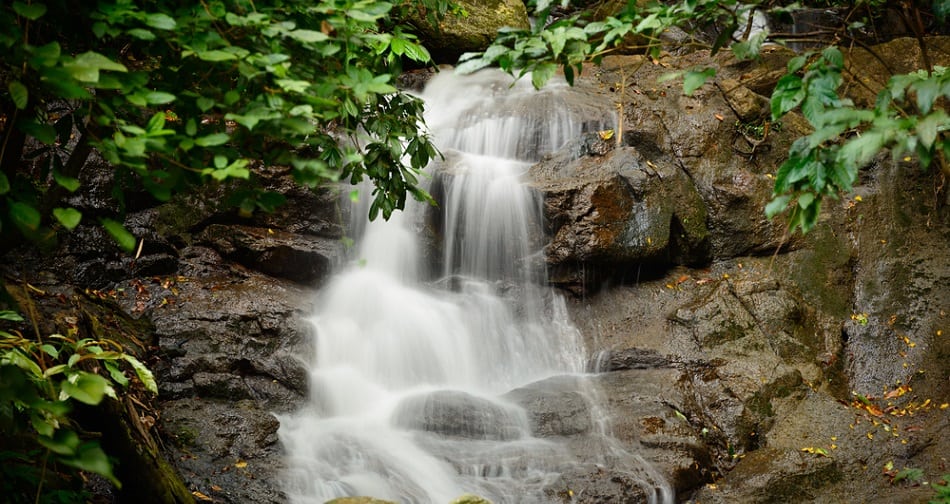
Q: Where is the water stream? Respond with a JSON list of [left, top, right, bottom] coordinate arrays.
[[280, 70, 673, 503]]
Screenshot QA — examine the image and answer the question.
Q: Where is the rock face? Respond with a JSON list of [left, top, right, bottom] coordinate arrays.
[[540, 38, 950, 504]]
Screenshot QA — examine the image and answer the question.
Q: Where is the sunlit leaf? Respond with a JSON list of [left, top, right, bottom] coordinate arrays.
[[52, 207, 82, 230], [101, 218, 136, 252]]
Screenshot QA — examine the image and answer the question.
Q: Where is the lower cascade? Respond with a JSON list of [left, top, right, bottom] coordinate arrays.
[[280, 70, 674, 504]]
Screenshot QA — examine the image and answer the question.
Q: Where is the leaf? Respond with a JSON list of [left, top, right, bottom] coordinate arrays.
[[53, 207, 82, 230], [126, 28, 156, 40], [122, 354, 157, 393], [731, 29, 768, 61], [196, 96, 215, 112], [8, 81, 28, 109], [65, 51, 128, 83], [771, 74, 805, 120], [101, 218, 136, 252], [13, 1, 47, 20], [61, 371, 113, 405], [19, 119, 57, 144], [145, 13, 176, 30], [893, 467, 924, 483], [531, 62, 557, 90], [286, 29, 329, 43], [145, 91, 176, 105], [765, 194, 791, 218], [917, 111, 946, 149], [683, 68, 716, 96], [103, 360, 129, 387], [0, 310, 24, 321], [0, 173, 10, 195], [53, 170, 81, 192], [61, 441, 121, 488], [9, 201, 41, 231], [196, 50, 238, 62], [38, 429, 80, 456], [195, 133, 229, 146]]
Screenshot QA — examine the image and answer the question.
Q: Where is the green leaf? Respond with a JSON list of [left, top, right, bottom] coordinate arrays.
[[64, 51, 128, 83], [52, 207, 82, 230], [196, 96, 215, 112], [13, 1, 47, 20], [53, 170, 81, 192], [145, 112, 166, 134], [61, 371, 113, 405], [731, 30, 768, 61], [145, 91, 176, 105], [771, 74, 805, 120], [0, 173, 10, 195], [103, 360, 129, 387], [145, 13, 176, 30], [30, 41, 61, 67], [683, 68, 716, 96], [197, 50, 238, 62], [837, 131, 885, 173], [917, 111, 946, 149], [0, 310, 24, 321], [61, 441, 121, 488], [101, 218, 136, 252], [287, 29, 329, 43], [38, 429, 80, 456], [8, 81, 28, 109], [19, 119, 56, 144], [126, 28, 155, 40], [797, 192, 815, 209], [195, 133, 229, 146], [912, 78, 940, 114], [531, 62, 557, 90], [10, 201, 41, 231], [122, 355, 157, 394], [765, 194, 792, 218]]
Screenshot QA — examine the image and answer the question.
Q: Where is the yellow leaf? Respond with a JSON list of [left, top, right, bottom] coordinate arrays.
[[940, 403, 948, 410], [866, 432, 874, 440], [235, 460, 248, 468], [192, 491, 213, 501], [854, 195, 863, 202], [597, 129, 614, 140]]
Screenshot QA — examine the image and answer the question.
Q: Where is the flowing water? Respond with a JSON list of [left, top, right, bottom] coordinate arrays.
[[280, 70, 673, 503]]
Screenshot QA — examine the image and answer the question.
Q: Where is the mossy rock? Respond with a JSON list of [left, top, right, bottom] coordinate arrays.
[[410, 0, 530, 62]]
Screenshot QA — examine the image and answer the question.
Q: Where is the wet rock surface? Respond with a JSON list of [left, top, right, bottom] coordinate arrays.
[[549, 39, 950, 504]]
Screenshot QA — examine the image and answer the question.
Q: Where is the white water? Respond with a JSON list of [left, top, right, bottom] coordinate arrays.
[[281, 70, 673, 503]]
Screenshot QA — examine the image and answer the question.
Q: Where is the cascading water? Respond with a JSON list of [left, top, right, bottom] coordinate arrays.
[[280, 70, 673, 503]]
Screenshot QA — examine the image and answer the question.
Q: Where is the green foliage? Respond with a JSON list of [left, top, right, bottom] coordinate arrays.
[[768, 56, 949, 233], [0, 0, 442, 250], [462, 0, 948, 234], [458, 0, 763, 89], [1, 309, 157, 497], [932, 474, 950, 504]]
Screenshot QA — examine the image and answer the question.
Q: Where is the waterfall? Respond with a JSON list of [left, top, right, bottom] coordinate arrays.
[[280, 69, 673, 504]]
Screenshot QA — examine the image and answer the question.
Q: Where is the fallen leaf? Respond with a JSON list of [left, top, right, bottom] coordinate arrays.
[[714, 113, 724, 121], [193, 491, 213, 501], [235, 460, 248, 469]]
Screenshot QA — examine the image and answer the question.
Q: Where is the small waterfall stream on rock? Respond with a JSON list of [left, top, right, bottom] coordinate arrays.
[[280, 70, 673, 503]]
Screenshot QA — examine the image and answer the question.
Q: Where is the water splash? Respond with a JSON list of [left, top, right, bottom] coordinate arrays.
[[281, 69, 672, 503]]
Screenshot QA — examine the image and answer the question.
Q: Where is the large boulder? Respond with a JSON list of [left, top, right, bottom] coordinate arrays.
[[409, 0, 530, 63], [532, 144, 709, 291]]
